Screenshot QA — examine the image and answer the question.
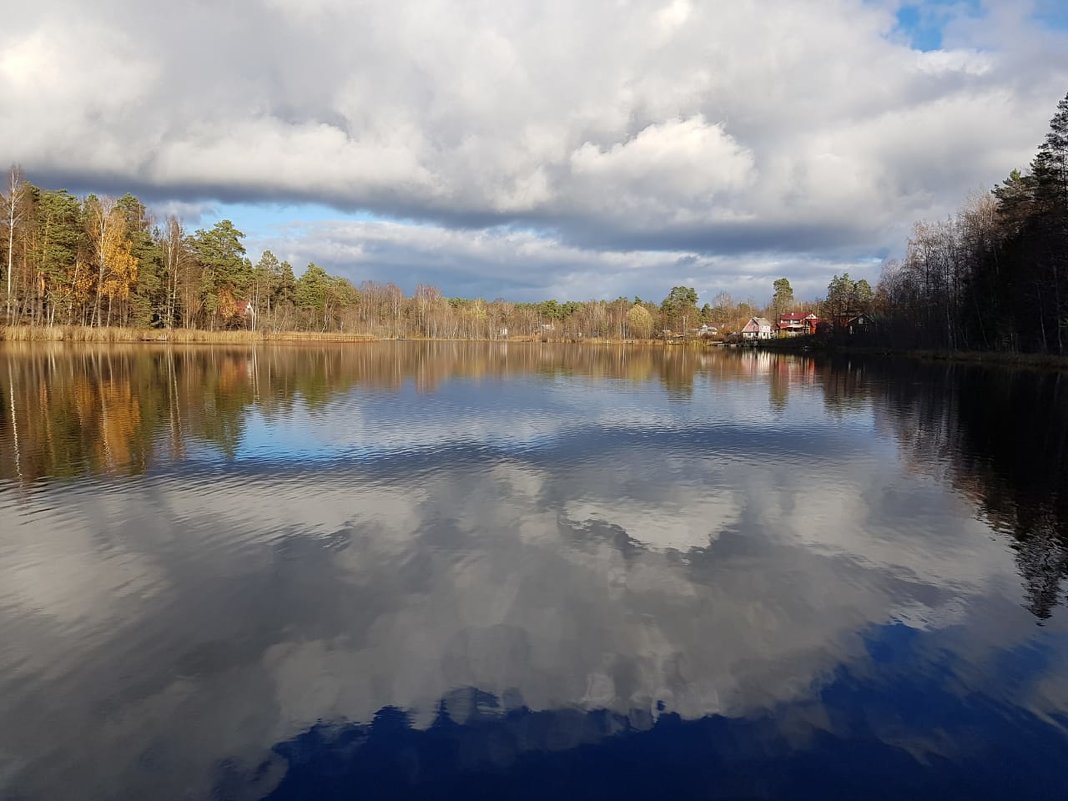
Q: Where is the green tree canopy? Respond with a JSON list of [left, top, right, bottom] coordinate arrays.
[[1032, 92, 1068, 212], [771, 277, 794, 316], [190, 220, 251, 322], [825, 273, 874, 317], [660, 286, 698, 331], [275, 260, 296, 307], [825, 273, 854, 317], [295, 262, 330, 312]]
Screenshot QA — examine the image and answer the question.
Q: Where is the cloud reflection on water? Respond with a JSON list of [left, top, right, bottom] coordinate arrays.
[[0, 344, 1066, 800]]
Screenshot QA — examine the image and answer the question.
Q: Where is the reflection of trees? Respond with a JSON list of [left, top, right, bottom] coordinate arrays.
[[0, 344, 825, 483], [817, 356, 871, 417], [656, 347, 696, 399], [768, 359, 789, 413], [254, 678, 1068, 801], [10, 341, 1063, 614], [824, 357, 1068, 620]]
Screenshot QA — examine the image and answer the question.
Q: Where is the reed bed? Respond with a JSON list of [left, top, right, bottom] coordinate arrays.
[[0, 326, 377, 344]]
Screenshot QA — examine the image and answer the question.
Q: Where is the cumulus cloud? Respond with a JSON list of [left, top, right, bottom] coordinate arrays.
[[569, 115, 757, 222], [1, 0, 1066, 296]]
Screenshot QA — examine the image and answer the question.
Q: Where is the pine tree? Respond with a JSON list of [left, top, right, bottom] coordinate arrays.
[[1032, 92, 1068, 213], [190, 220, 251, 329], [771, 278, 793, 317], [30, 189, 81, 325]]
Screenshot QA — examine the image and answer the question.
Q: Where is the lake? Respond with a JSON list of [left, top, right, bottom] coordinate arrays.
[[1, 342, 1067, 800]]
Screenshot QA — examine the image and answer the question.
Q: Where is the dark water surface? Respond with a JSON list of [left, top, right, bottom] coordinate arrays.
[[1, 342, 1067, 800]]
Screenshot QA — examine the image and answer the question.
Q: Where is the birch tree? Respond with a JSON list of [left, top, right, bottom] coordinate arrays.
[[3, 165, 26, 322]]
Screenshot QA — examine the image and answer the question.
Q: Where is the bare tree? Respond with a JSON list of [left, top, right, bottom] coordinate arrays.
[[3, 165, 26, 322]]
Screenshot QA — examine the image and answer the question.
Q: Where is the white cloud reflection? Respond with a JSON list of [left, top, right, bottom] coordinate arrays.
[[0, 422, 1050, 800]]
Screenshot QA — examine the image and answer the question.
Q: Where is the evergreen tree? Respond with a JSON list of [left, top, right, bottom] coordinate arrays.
[[771, 278, 794, 317], [825, 273, 854, 318], [295, 262, 331, 329], [1032, 92, 1068, 213], [117, 194, 163, 326], [252, 250, 279, 318], [30, 189, 82, 324], [660, 286, 698, 333], [190, 220, 251, 328]]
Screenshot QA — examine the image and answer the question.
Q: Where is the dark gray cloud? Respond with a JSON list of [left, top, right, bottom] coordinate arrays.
[[1, 0, 1066, 298], [254, 218, 878, 302]]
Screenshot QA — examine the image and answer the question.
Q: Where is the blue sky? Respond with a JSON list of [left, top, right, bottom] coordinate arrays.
[[894, 2, 963, 51]]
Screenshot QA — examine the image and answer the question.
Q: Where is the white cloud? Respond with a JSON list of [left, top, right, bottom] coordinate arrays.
[[569, 115, 756, 222], [0, 0, 1065, 297]]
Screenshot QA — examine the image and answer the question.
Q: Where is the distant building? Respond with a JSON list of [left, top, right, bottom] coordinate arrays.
[[741, 317, 774, 340], [776, 311, 819, 337], [696, 323, 719, 338], [833, 313, 874, 335], [235, 299, 256, 330]]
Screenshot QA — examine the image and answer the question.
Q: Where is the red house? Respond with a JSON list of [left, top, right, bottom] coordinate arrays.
[[776, 312, 819, 337]]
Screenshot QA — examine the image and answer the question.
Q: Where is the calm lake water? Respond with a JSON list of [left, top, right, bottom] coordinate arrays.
[[1, 342, 1067, 800]]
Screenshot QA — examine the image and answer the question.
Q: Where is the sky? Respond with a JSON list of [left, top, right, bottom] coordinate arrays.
[[1, 0, 1067, 304]]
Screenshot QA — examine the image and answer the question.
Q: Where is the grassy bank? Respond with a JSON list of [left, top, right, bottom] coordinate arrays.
[[0, 325, 378, 344]]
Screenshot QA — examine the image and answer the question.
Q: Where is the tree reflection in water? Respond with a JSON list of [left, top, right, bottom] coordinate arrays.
[[3, 343, 1063, 620]]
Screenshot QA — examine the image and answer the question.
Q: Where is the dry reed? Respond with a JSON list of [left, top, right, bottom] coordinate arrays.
[[0, 325, 377, 344]]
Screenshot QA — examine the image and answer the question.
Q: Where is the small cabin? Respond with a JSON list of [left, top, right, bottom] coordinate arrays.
[[741, 317, 774, 340]]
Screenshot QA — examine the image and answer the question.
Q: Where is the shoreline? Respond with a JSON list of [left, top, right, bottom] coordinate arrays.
[[0, 325, 378, 344], [5, 325, 1066, 370], [838, 346, 1068, 370], [756, 336, 1068, 370], [0, 325, 703, 346]]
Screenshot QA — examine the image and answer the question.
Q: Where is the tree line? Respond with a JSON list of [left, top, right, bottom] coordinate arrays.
[[0, 176, 814, 339], [875, 91, 1068, 354]]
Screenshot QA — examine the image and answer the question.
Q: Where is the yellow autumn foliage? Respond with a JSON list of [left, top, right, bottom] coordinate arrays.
[[100, 210, 139, 302]]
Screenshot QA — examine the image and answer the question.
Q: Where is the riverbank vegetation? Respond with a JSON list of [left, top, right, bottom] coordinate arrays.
[[0, 325, 376, 343]]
